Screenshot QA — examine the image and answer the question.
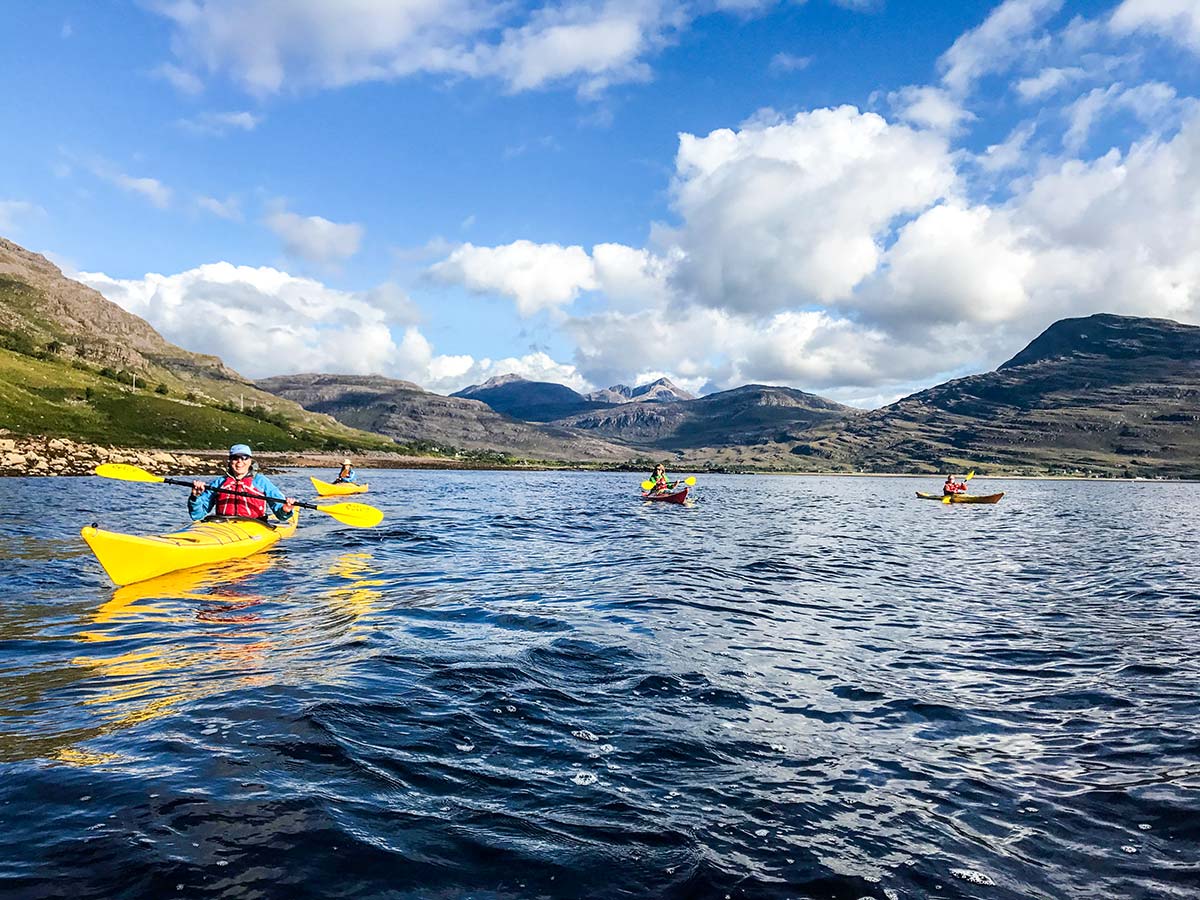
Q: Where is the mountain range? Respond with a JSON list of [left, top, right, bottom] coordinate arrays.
[[450, 374, 694, 421], [258, 314, 1200, 477], [2, 235, 1197, 477]]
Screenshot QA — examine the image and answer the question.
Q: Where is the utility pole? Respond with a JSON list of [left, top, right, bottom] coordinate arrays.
[[131, 372, 137, 390]]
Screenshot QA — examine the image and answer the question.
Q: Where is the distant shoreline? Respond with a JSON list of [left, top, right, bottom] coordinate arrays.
[[1, 433, 1194, 481]]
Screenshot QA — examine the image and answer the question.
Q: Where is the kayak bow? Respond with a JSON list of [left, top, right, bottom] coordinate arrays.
[[81, 512, 299, 586]]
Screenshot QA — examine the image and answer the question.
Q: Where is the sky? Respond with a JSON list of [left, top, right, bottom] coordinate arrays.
[[2, 0, 1198, 407]]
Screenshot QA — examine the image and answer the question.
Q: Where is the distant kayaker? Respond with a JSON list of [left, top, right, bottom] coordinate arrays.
[[333, 458, 357, 484], [188, 443, 296, 521], [648, 463, 671, 494], [943, 474, 967, 496]]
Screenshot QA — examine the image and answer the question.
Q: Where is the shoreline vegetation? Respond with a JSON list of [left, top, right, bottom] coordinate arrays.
[[0, 432, 1190, 482]]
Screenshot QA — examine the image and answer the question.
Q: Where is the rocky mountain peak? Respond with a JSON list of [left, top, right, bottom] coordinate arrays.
[[456, 373, 529, 395], [999, 313, 1200, 370]]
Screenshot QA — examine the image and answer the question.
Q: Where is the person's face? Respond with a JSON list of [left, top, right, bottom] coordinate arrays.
[[230, 454, 252, 476]]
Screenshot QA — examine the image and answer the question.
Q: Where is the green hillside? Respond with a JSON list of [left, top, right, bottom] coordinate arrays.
[[0, 241, 404, 453], [0, 347, 399, 451]]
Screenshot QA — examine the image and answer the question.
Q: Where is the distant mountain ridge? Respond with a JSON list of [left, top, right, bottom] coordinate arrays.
[[259, 373, 635, 460], [766, 314, 1200, 477], [259, 314, 1200, 477], [559, 383, 857, 448], [451, 373, 694, 421], [451, 375, 609, 422], [586, 377, 695, 403]]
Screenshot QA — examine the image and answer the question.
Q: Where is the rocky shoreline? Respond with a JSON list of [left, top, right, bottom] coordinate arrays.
[[0, 433, 207, 477], [0, 433, 644, 477]]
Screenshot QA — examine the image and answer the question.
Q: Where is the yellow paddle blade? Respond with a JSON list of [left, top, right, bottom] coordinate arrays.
[[683, 476, 696, 486], [94, 463, 166, 483], [315, 501, 383, 528], [942, 495, 951, 504], [966, 470, 975, 481], [641, 480, 654, 490]]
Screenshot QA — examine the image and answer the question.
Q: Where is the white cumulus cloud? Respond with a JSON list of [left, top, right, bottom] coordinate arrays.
[[265, 209, 364, 264], [75, 263, 412, 378], [1110, 0, 1200, 54], [668, 105, 958, 313], [429, 240, 598, 316]]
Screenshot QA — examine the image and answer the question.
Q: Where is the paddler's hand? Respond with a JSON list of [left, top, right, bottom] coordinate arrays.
[[190, 480, 206, 497], [282, 497, 296, 513]]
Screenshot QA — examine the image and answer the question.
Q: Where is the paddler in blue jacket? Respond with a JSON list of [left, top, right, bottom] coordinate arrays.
[[188, 443, 296, 521]]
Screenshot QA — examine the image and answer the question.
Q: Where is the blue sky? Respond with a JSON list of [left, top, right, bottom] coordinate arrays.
[[2, 0, 1198, 406]]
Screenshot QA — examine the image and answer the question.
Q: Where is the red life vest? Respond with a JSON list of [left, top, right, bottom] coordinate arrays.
[[215, 474, 267, 518]]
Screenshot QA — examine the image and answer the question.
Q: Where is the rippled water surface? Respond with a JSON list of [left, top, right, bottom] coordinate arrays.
[[1, 470, 1198, 899]]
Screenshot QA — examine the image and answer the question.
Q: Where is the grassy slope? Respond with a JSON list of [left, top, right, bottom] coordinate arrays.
[[0, 348, 400, 451]]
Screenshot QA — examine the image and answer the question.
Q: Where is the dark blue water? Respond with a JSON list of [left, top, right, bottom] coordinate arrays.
[[1, 470, 1198, 899]]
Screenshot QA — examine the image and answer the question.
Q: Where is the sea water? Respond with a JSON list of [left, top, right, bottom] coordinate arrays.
[[0, 471, 1197, 898]]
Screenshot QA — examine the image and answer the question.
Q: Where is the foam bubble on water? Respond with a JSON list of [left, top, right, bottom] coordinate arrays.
[[572, 772, 598, 786], [1138, 823, 1151, 830], [754, 829, 769, 837], [505, 705, 516, 713], [1020, 806, 1037, 814], [883, 890, 899, 900], [201, 726, 218, 735], [456, 743, 474, 752], [1122, 845, 1138, 854], [600, 743, 615, 753], [572, 729, 599, 742], [950, 869, 995, 885], [770, 743, 786, 753]]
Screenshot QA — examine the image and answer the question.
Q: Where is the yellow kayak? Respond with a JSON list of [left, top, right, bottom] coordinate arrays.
[[81, 512, 298, 586], [310, 476, 369, 496], [916, 492, 1005, 504]]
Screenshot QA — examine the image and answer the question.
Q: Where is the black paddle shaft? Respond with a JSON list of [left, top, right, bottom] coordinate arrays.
[[163, 477, 321, 512]]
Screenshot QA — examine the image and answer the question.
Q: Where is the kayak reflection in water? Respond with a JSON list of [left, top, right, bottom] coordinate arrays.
[[333, 457, 357, 484], [188, 443, 296, 521], [942, 474, 968, 496]]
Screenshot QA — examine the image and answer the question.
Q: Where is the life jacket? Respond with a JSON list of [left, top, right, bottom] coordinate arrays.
[[215, 474, 267, 518]]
